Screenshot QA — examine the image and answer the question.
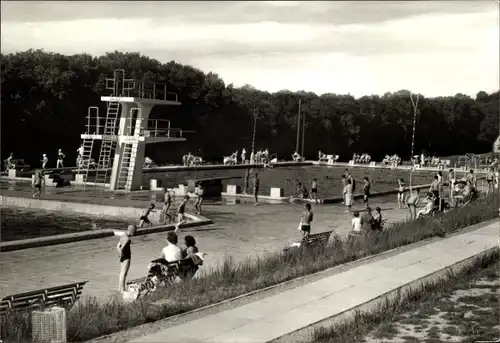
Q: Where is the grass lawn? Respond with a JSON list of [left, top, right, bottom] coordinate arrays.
[[1, 195, 498, 343], [313, 251, 499, 343]]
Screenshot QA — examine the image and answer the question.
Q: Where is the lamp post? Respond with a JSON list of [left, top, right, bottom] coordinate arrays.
[[409, 92, 420, 191], [251, 108, 258, 154]]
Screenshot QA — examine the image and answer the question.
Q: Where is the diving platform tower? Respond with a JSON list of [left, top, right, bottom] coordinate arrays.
[[79, 69, 188, 191]]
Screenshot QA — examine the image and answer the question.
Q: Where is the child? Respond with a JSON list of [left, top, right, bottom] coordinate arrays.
[[162, 188, 172, 225], [139, 203, 155, 228], [373, 207, 383, 230], [116, 224, 137, 293], [299, 203, 313, 237], [363, 177, 371, 207], [406, 188, 420, 220], [349, 211, 362, 236], [397, 178, 406, 209], [175, 195, 190, 233], [310, 178, 318, 203], [417, 192, 435, 218], [195, 183, 204, 215]]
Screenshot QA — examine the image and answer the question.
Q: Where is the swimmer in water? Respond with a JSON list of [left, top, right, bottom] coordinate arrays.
[[175, 195, 190, 233], [139, 203, 155, 228]]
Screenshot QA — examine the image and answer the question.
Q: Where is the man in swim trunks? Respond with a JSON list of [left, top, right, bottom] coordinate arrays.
[[299, 203, 313, 237], [175, 195, 190, 232], [162, 188, 173, 225], [310, 178, 318, 203], [397, 178, 406, 209], [486, 168, 495, 196], [406, 188, 420, 220], [253, 172, 260, 205], [194, 182, 204, 215], [139, 203, 155, 228]]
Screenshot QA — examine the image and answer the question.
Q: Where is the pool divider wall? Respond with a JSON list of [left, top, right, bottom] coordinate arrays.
[[222, 183, 433, 203], [0, 196, 214, 252]]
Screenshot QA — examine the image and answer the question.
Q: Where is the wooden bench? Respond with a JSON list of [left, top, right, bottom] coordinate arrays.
[[284, 231, 333, 251], [0, 281, 88, 314], [126, 257, 201, 297]]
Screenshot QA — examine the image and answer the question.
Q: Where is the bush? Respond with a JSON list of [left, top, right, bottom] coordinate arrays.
[[1, 196, 498, 342]]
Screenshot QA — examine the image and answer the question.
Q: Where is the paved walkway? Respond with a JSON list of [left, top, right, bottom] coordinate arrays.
[[129, 221, 499, 343], [0, 195, 410, 299]]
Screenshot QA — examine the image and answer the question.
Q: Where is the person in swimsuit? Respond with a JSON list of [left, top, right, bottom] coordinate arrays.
[[195, 182, 204, 215], [56, 149, 65, 168], [397, 178, 405, 208], [139, 203, 155, 228], [41, 154, 49, 169], [486, 168, 495, 196], [429, 175, 440, 207], [175, 195, 190, 233], [344, 179, 353, 212], [310, 178, 318, 203], [299, 203, 313, 237], [341, 175, 347, 204], [117, 224, 137, 293], [253, 172, 260, 205], [406, 188, 420, 220], [363, 177, 371, 207], [372, 207, 383, 230], [162, 188, 172, 224], [32, 170, 45, 199]]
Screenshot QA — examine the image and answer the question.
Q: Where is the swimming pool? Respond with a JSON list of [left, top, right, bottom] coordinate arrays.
[[1, 208, 129, 242], [143, 165, 437, 198]]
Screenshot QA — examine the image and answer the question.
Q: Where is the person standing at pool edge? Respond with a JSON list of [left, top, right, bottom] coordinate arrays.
[[33, 170, 45, 199], [175, 195, 190, 233], [253, 172, 260, 205], [117, 224, 137, 293], [56, 149, 65, 168]]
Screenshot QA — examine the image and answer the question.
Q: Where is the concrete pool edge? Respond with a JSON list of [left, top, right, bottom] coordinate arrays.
[[221, 183, 433, 204], [0, 214, 214, 252]]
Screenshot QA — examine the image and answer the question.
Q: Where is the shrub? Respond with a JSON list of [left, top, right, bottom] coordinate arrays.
[[1, 196, 498, 342]]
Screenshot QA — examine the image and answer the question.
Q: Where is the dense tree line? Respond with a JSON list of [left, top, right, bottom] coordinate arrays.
[[1, 50, 498, 166]]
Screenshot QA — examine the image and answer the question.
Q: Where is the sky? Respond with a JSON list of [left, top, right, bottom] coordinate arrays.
[[1, 1, 499, 97]]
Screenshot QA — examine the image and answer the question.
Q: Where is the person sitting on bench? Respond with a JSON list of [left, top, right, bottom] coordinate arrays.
[[417, 192, 436, 218]]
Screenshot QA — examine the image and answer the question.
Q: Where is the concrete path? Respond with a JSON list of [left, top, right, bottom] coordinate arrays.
[[129, 221, 499, 343]]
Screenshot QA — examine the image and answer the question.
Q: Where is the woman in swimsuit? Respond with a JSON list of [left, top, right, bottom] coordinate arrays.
[[117, 225, 137, 293]]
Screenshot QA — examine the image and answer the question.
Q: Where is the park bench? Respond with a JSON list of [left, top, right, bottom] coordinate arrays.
[[0, 281, 88, 315], [284, 231, 333, 251], [126, 256, 203, 299], [3, 158, 30, 172]]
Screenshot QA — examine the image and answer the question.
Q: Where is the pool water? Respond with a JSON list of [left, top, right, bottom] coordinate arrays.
[[144, 165, 436, 198], [1, 208, 129, 242]]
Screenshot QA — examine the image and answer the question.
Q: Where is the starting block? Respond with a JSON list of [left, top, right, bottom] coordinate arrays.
[[348, 160, 355, 166], [414, 164, 421, 169], [369, 162, 376, 167]]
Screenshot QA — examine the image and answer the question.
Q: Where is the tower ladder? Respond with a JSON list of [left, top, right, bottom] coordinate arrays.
[[116, 141, 138, 191], [93, 101, 120, 189], [78, 138, 95, 190]]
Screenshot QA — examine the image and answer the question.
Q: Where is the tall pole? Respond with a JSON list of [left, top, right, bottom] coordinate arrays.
[[409, 92, 420, 190], [252, 108, 258, 154], [301, 104, 305, 157], [296, 100, 302, 153]]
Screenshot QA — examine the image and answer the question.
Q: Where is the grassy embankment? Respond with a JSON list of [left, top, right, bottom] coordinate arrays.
[[1, 195, 498, 343], [312, 249, 499, 343]]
